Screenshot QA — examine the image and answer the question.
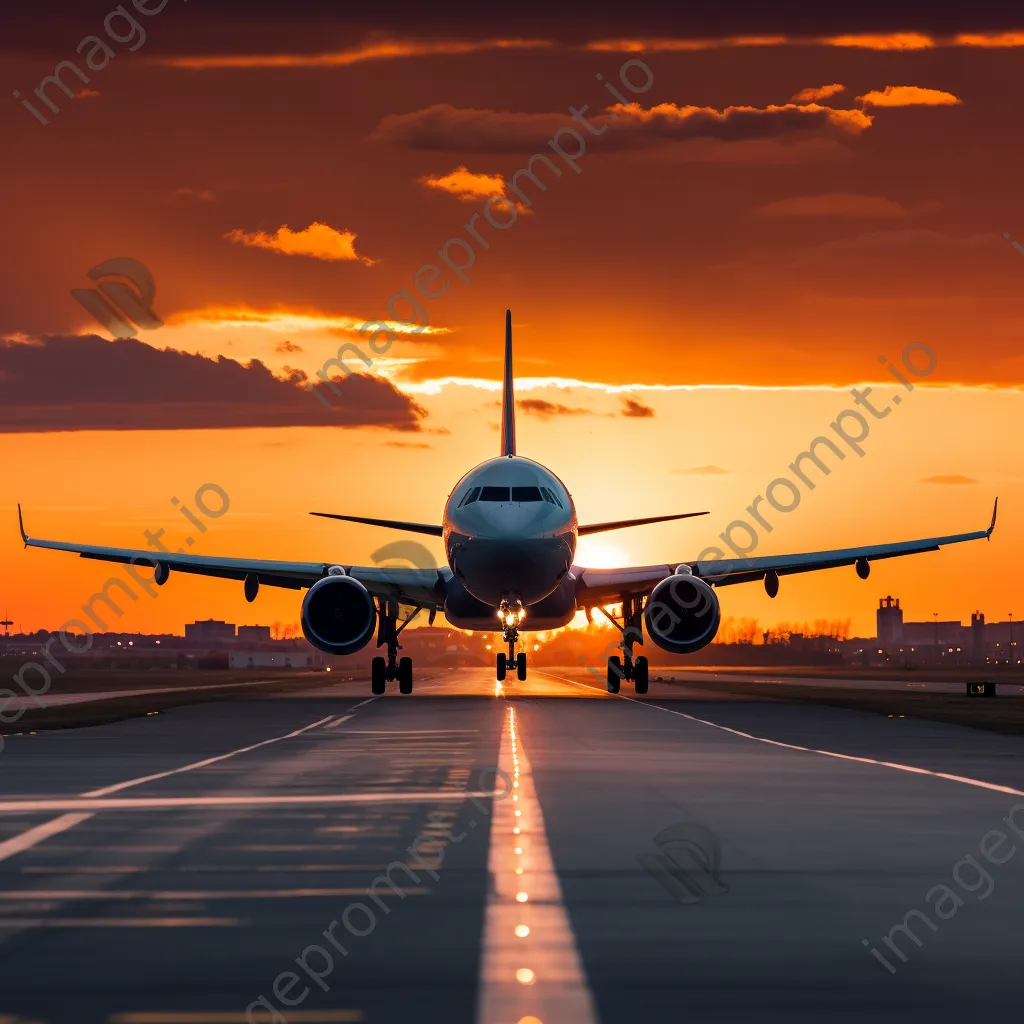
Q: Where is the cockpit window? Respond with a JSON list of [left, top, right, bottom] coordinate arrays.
[[458, 486, 481, 507], [542, 486, 563, 508], [511, 486, 543, 502], [479, 486, 511, 502]]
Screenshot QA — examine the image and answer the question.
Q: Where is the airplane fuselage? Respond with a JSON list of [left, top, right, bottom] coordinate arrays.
[[443, 456, 577, 616]]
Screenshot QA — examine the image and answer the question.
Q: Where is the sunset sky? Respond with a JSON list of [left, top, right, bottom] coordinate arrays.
[[1, 0, 1021, 637]]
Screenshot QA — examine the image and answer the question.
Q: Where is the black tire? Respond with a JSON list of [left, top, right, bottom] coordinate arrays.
[[517, 652, 527, 681], [371, 656, 386, 695], [496, 653, 506, 681], [607, 655, 622, 693], [634, 656, 649, 695], [398, 657, 413, 694]]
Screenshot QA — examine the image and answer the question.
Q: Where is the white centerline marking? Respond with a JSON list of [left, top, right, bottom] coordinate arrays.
[[325, 715, 354, 729], [476, 705, 598, 1024], [554, 673, 1024, 799]]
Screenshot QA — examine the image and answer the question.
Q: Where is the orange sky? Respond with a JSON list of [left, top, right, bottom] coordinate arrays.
[[1, 3, 1022, 637]]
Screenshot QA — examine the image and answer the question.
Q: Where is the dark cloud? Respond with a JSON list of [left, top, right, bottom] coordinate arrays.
[[621, 396, 655, 417], [275, 339, 303, 353], [3, 2, 1019, 58], [371, 102, 869, 153], [518, 398, 594, 418], [0, 334, 424, 433]]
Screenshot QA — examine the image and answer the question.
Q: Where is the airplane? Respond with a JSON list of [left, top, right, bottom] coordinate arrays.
[[18, 310, 998, 696]]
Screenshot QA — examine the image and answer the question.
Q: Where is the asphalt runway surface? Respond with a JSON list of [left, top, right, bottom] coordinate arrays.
[[1, 667, 1024, 1023]]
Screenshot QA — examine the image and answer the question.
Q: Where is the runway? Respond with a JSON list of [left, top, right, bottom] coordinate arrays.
[[1, 667, 1024, 1023]]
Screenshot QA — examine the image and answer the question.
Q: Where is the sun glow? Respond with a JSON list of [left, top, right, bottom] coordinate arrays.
[[575, 537, 629, 569]]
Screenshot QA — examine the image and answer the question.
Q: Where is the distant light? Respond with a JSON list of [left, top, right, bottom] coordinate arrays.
[[326, 667, 331, 672], [533, 644, 540, 651], [515, 925, 530, 938], [516, 968, 535, 985], [516, 892, 529, 903], [155, 640, 160, 644]]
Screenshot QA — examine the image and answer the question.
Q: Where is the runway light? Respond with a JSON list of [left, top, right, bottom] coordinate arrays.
[[516, 1017, 543, 1024], [515, 925, 530, 937], [515, 809, 522, 817], [513, 827, 521, 834], [326, 667, 331, 672], [515, 847, 523, 854], [512, 794, 519, 801], [515, 867, 523, 874], [516, 968, 535, 985], [516, 891, 529, 903]]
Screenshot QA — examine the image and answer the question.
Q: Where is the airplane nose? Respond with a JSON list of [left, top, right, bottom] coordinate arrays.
[[477, 504, 543, 538]]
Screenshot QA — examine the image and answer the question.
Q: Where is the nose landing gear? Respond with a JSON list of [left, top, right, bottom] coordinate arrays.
[[496, 596, 527, 681], [371, 598, 422, 695]]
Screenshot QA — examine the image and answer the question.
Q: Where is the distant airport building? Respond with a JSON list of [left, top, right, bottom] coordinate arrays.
[[237, 625, 272, 643], [185, 619, 236, 642], [872, 598, 1019, 666], [876, 596, 903, 644], [229, 649, 322, 669]]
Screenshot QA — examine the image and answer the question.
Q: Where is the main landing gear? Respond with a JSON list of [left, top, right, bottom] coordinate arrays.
[[496, 596, 527, 682], [370, 598, 421, 695], [596, 595, 649, 696]]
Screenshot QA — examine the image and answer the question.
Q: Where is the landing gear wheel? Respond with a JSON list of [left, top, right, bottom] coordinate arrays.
[[607, 655, 621, 694], [516, 652, 527, 681], [371, 656, 386, 695], [634, 656, 649, 695], [497, 653, 507, 681], [398, 657, 413, 695]]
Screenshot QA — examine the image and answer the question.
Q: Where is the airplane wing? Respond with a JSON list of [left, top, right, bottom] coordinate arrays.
[[575, 499, 998, 603], [17, 505, 448, 609]]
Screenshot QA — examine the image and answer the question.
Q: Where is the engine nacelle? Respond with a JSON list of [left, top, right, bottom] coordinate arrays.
[[644, 573, 721, 655], [301, 575, 377, 656]]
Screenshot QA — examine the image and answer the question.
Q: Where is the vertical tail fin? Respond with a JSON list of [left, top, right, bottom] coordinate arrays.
[[501, 308, 516, 457]]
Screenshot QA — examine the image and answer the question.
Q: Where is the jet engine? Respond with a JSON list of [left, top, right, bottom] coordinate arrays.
[[301, 575, 377, 655], [643, 573, 721, 655]]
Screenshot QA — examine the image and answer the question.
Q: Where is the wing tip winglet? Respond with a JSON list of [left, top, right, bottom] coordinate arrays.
[[988, 496, 999, 538], [16, 503, 26, 546]]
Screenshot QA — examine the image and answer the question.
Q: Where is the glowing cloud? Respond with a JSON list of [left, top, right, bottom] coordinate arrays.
[[955, 32, 1024, 47], [919, 475, 979, 485], [160, 37, 554, 68], [790, 84, 845, 103], [224, 222, 374, 263], [823, 33, 935, 50], [857, 86, 962, 107], [167, 307, 449, 336], [672, 465, 730, 475]]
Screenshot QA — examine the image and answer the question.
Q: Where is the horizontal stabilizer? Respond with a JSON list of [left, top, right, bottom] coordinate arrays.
[[578, 511, 708, 536], [309, 512, 443, 537]]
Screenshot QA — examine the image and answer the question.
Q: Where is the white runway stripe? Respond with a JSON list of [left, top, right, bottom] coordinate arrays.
[[0, 714, 335, 864], [0, 792, 495, 813], [325, 715, 354, 729], [557, 673, 1024, 800], [476, 705, 598, 1024], [86, 715, 335, 797], [0, 813, 92, 865]]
